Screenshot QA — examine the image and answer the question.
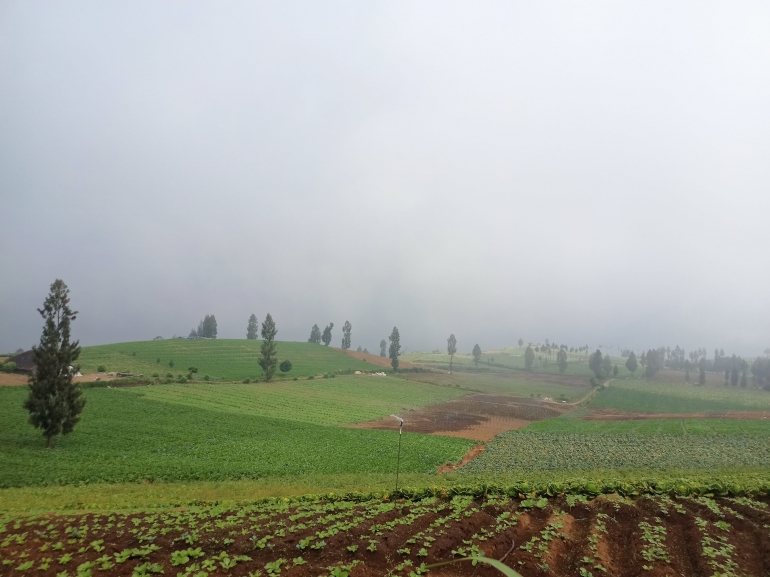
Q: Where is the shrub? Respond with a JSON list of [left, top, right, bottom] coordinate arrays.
[[97, 365, 106, 373], [187, 367, 198, 374], [152, 373, 159, 378], [186, 373, 193, 380], [204, 375, 210, 381], [0, 362, 16, 373], [279, 360, 293, 373], [177, 376, 187, 383], [168, 359, 174, 368], [243, 378, 251, 384], [308, 375, 315, 380], [166, 372, 173, 378], [156, 358, 160, 363]]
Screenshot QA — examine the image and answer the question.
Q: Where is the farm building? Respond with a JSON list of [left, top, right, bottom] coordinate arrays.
[[6, 350, 35, 374]]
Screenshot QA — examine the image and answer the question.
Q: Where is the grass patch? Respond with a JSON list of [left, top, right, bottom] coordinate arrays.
[[128, 375, 467, 425], [589, 381, 770, 413]]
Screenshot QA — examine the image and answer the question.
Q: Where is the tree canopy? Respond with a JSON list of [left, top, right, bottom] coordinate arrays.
[[191, 314, 217, 338], [308, 324, 321, 344], [341, 321, 352, 351], [524, 345, 535, 370], [380, 339, 387, 357], [258, 313, 278, 381], [388, 327, 401, 371], [472, 344, 482, 367], [246, 314, 258, 340], [321, 323, 334, 346], [447, 334, 457, 373]]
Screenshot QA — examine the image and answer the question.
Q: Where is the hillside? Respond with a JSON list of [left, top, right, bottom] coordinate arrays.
[[77, 339, 376, 380]]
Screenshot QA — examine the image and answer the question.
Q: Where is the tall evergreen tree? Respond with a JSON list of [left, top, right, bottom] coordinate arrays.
[[380, 339, 387, 357], [589, 349, 604, 379], [518, 338, 524, 347], [524, 345, 535, 370], [698, 360, 706, 385], [472, 344, 482, 367], [341, 321, 352, 351], [321, 323, 334, 346], [24, 280, 85, 448], [246, 314, 258, 340], [557, 348, 568, 374], [308, 324, 321, 344], [388, 327, 401, 371], [625, 351, 638, 374], [447, 334, 457, 374], [258, 313, 278, 381]]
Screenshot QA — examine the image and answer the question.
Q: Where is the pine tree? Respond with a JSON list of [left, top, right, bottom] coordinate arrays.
[[246, 314, 258, 340], [341, 321, 352, 351], [472, 344, 482, 367], [380, 339, 387, 357], [447, 334, 457, 374], [24, 280, 85, 448], [557, 348, 568, 374], [258, 313, 278, 381], [308, 324, 321, 344], [388, 327, 401, 371], [524, 345, 535, 370], [589, 349, 604, 379]]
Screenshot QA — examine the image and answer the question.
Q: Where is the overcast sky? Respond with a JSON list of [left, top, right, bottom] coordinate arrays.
[[1, 1, 769, 356]]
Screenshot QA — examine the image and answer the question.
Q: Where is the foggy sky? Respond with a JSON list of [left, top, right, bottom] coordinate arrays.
[[1, 1, 769, 356]]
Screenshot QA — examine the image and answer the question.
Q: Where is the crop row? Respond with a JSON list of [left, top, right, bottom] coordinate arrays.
[[3, 492, 770, 576]]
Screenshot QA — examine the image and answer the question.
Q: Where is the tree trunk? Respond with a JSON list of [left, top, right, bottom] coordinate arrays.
[[449, 354, 453, 374], [47, 435, 53, 448]]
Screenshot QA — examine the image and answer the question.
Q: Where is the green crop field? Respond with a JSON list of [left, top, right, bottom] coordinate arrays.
[[589, 381, 770, 413], [525, 414, 770, 435], [460, 431, 770, 474], [127, 375, 467, 425], [399, 371, 592, 401], [77, 340, 375, 380], [0, 386, 474, 488]]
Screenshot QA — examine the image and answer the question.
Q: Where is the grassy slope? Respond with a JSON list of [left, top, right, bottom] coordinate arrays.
[[588, 381, 770, 413], [126, 375, 467, 425], [77, 340, 375, 380], [525, 415, 770, 435], [0, 387, 473, 488]]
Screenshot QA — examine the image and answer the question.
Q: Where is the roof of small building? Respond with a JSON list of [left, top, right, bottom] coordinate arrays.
[[7, 349, 35, 372]]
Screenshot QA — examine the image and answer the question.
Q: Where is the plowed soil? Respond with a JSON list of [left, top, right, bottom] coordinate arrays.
[[3, 494, 769, 576], [347, 395, 570, 441], [585, 408, 770, 420]]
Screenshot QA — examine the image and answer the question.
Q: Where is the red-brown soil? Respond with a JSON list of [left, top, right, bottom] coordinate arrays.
[[437, 444, 486, 474], [585, 407, 770, 420], [339, 348, 417, 370], [3, 494, 769, 576], [347, 395, 570, 441], [0, 373, 28, 386]]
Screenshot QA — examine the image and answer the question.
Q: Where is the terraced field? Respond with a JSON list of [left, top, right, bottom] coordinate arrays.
[[3, 491, 770, 576], [525, 415, 770, 435]]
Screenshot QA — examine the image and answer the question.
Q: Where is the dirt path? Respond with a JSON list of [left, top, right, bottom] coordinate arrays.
[[338, 348, 417, 369], [437, 443, 485, 474], [574, 378, 612, 405]]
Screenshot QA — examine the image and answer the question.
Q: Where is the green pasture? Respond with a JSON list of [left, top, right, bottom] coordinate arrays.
[[525, 415, 770, 435], [461, 431, 770, 474], [588, 381, 770, 413], [128, 375, 467, 426], [401, 370, 591, 401], [77, 340, 374, 380], [0, 387, 474, 488]]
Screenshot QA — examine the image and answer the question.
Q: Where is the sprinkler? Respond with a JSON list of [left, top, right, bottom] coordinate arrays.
[[390, 414, 404, 491]]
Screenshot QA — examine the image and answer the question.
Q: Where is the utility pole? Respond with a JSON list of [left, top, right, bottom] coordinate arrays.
[[391, 415, 404, 491]]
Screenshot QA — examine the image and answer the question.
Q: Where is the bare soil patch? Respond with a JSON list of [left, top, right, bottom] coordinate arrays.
[[348, 394, 569, 441], [437, 444, 485, 474], [0, 372, 28, 386], [585, 407, 770, 420], [339, 348, 416, 369]]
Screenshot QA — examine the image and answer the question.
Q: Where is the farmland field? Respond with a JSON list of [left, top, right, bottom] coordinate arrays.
[[77, 340, 375, 380], [126, 376, 467, 425], [525, 414, 770, 435], [589, 381, 770, 413], [3, 491, 770, 576], [0, 386, 474, 488], [461, 431, 770, 474]]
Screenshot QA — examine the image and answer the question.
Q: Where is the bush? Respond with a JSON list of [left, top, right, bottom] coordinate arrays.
[[243, 378, 251, 384], [168, 360, 174, 368], [0, 362, 16, 373], [152, 373, 159, 377], [293, 377, 298, 381], [308, 375, 314, 380], [97, 365, 106, 373], [204, 375, 210, 381], [279, 360, 293, 373], [177, 376, 187, 384], [188, 366, 198, 374]]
